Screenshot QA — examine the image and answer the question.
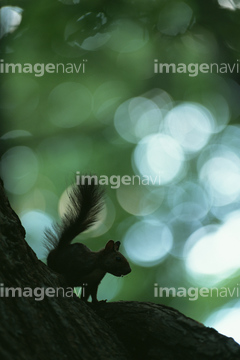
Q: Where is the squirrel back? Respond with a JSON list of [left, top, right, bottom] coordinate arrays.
[[45, 177, 131, 302]]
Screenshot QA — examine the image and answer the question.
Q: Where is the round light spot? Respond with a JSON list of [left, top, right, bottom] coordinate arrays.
[[1, 147, 38, 194], [169, 182, 210, 221], [133, 134, 185, 185], [124, 220, 173, 267], [114, 97, 162, 143], [184, 211, 240, 278], [157, 2, 193, 36], [202, 92, 230, 133], [1, 130, 31, 139], [117, 185, 164, 216], [81, 33, 111, 50], [165, 103, 215, 153], [107, 19, 149, 53], [0, 6, 22, 37], [218, 0, 236, 10], [199, 151, 240, 207]]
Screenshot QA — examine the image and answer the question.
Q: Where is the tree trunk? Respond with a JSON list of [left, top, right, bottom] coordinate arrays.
[[0, 178, 239, 360]]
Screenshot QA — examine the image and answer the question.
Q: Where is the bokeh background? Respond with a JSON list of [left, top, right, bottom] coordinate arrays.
[[1, 0, 240, 343]]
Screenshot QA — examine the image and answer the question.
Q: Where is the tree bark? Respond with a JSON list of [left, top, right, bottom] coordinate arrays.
[[0, 178, 239, 360]]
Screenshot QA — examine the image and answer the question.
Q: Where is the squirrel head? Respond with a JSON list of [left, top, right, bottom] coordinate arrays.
[[101, 240, 131, 277]]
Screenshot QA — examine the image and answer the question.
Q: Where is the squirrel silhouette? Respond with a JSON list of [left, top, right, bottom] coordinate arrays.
[[45, 177, 131, 303]]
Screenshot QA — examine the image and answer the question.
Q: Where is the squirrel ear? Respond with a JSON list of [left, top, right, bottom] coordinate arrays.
[[104, 240, 115, 252], [114, 241, 121, 251]]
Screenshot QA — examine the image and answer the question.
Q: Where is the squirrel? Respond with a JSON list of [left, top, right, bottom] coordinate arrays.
[[45, 177, 131, 303]]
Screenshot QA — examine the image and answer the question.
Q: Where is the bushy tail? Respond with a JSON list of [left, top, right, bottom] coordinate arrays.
[[44, 178, 104, 251]]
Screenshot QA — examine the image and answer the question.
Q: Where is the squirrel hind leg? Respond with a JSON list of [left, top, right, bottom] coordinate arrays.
[[80, 285, 90, 302], [81, 284, 99, 303], [89, 285, 98, 303]]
